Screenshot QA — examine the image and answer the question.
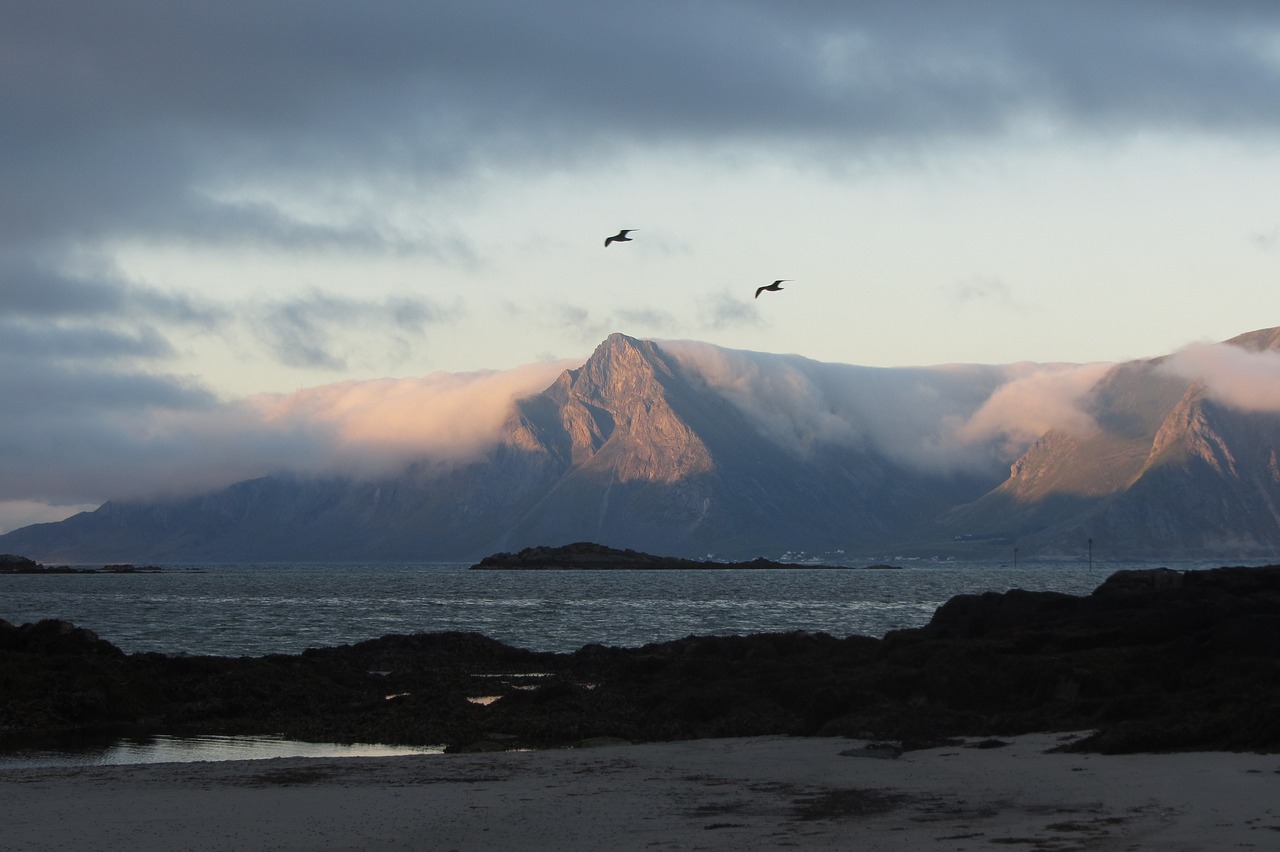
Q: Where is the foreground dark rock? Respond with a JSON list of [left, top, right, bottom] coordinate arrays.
[[470, 541, 846, 570], [4, 565, 1280, 755]]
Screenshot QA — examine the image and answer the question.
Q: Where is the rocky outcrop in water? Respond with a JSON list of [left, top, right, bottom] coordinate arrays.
[[0, 554, 166, 574], [0, 554, 40, 572], [4, 565, 1280, 754], [470, 541, 846, 570]]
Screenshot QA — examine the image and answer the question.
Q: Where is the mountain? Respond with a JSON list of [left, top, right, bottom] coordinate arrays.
[[5, 329, 1280, 563], [496, 335, 999, 556], [0, 334, 999, 562], [939, 328, 1280, 558]]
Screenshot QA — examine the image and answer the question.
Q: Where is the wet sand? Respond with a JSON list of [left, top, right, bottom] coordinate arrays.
[[3, 733, 1278, 850]]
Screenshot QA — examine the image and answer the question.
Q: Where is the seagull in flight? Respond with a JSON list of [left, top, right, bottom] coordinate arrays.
[[755, 279, 788, 299], [605, 229, 636, 247]]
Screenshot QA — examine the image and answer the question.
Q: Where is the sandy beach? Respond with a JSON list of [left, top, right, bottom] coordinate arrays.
[[3, 733, 1278, 851]]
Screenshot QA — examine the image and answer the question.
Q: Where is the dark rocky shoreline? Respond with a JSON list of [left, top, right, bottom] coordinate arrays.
[[4, 565, 1280, 755]]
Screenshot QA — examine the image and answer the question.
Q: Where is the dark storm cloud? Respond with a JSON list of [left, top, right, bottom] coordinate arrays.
[[7, 2, 1280, 268], [0, 252, 226, 324], [0, 320, 175, 362], [10, 3, 1280, 204], [0, 254, 126, 317], [4, 364, 213, 414]]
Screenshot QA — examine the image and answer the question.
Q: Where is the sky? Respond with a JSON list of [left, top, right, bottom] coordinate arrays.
[[4, 1, 1280, 533]]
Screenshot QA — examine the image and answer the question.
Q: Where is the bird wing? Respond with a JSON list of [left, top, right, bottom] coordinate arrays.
[[754, 286, 766, 298]]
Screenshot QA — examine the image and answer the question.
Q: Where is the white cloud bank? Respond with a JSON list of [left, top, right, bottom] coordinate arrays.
[[662, 340, 1111, 472], [13, 334, 1280, 537], [242, 361, 579, 475], [1160, 341, 1280, 412], [0, 359, 575, 534]]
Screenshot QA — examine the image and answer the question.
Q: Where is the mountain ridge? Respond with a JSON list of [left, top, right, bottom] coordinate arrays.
[[5, 328, 1280, 562], [939, 329, 1280, 556]]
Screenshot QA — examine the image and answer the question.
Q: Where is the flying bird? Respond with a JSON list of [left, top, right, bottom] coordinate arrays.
[[755, 279, 788, 299], [604, 229, 636, 247]]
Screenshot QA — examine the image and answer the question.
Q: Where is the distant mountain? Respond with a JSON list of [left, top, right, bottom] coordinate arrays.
[[0, 334, 999, 562], [492, 335, 998, 558], [940, 328, 1280, 558], [5, 329, 1280, 563]]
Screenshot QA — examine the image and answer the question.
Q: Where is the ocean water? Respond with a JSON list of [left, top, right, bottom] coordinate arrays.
[[0, 558, 1237, 657]]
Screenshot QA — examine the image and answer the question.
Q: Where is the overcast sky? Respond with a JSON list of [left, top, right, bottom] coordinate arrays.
[[5, 2, 1280, 533]]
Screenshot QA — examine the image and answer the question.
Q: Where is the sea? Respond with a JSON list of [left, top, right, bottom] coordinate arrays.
[[0, 557, 1245, 657], [0, 556, 1250, 767]]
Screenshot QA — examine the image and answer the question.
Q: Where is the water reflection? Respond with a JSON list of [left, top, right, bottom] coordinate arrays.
[[0, 734, 443, 770]]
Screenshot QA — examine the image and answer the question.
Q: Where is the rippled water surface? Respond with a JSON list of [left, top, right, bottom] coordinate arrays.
[[0, 558, 1233, 657]]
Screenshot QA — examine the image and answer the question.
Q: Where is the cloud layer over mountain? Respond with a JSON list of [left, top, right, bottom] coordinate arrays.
[[664, 340, 1111, 472], [0, 360, 573, 532], [1161, 342, 1280, 412], [12, 330, 1280, 535]]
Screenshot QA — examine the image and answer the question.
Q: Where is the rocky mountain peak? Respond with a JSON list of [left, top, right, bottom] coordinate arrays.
[[529, 332, 713, 483], [559, 333, 677, 408], [1143, 385, 1239, 478]]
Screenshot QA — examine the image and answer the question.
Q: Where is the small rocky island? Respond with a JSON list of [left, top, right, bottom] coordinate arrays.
[[0, 554, 164, 574], [469, 541, 849, 570]]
